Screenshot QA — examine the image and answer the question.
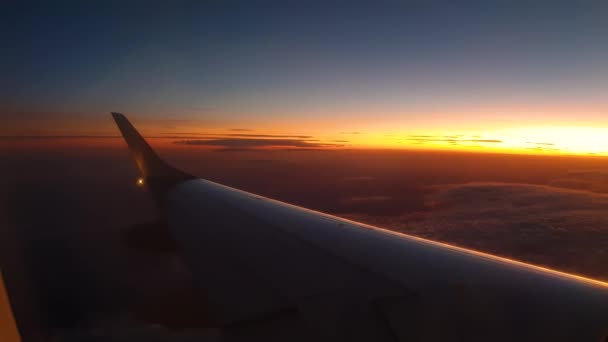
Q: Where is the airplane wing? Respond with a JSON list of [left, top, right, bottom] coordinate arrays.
[[112, 112, 608, 342]]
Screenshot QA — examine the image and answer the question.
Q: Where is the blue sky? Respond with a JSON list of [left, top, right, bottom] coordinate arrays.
[[2, 1, 608, 152]]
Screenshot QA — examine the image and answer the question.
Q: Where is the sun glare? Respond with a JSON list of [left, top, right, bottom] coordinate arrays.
[[355, 126, 608, 156], [502, 127, 608, 155]]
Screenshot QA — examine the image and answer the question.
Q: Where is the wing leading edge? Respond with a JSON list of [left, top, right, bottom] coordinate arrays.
[[111, 113, 608, 341]]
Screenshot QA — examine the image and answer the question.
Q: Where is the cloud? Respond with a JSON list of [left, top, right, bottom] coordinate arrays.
[[174, 138, 342, 151], [224, 133, 313, 139], [548, 170, 608, 193], [228, 128, 253, 132], [176, 138, 321, 148], [343, 182, 608, 281], [467, 139, 502, 143], [406, 135, 503, 144], [524, 146, 560, 152], [213, 148, 260, 152], [166, 133, 314, 139], [283, 148, 342, 152]]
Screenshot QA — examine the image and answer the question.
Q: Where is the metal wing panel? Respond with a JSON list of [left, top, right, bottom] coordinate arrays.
[[168, 179, 608, 341], [167, 181, 405, 341]]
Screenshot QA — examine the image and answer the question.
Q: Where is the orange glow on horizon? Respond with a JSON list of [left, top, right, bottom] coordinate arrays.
[[3, 131, 608, 157], [3, 113, 608, 157]]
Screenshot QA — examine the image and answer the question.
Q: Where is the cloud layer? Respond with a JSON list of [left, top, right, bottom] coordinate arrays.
[[174, 138, 343, 151], [406, 135, 503, 144], [345, 182, 608, 281]]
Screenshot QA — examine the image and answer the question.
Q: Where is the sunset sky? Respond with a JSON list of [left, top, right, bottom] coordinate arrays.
[[5, 3, 608, 339], [3, 1, 608, 155]]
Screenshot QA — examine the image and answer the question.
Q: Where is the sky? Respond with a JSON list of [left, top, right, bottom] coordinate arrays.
[[3, 1, 608, 154]]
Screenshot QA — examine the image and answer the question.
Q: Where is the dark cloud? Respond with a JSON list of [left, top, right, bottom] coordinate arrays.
[[163, 132, 206, 135], [225, 133, 313, 139], [165, 132, 314, 139], [283, 148, 342, 152], [212, 148, 341, 152], [228, 128, 253, 132], [175, 138, 342, 151], [340, 131, 361, 135], [406, 135, 502, 144], [213, 148, 259, 152]]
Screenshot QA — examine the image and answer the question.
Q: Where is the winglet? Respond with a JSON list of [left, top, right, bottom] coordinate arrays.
[[111, 112, 194, 190]]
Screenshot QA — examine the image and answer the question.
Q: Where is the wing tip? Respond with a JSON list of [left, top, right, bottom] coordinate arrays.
[[111, 112, 126, 122], [109, 112, 195, 194]]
